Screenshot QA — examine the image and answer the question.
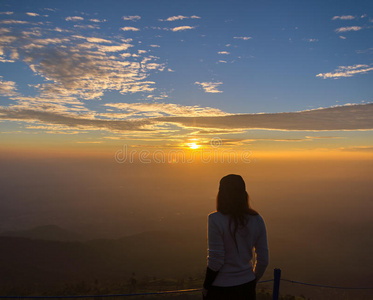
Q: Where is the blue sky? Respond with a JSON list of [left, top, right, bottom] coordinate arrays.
[[0, 0, 372, 155]]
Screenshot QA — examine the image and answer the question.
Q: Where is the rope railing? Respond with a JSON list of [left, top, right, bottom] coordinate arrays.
[[280, 278, 373, 290], [1, 269, 372, 299], [0, 288, 202, 299]]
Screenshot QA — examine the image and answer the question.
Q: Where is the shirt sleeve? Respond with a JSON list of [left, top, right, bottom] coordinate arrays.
[[253, 216, 269, 280], [207, 214, 225, 272]]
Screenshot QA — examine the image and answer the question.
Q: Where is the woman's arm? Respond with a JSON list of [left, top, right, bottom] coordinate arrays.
[[253, 216, 269, 281], [207, 213, 225, 271], [203, 213, 225, 294]]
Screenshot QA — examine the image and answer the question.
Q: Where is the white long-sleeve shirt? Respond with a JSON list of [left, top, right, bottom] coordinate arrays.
[[207, 211, 269, 287]]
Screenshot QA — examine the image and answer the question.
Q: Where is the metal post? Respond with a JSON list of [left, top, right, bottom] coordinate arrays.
[[272, 268, 281, 300]]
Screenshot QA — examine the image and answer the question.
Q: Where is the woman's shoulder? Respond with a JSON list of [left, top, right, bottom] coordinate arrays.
[[208, 211, 227, 222], [250, 213, 265, 222], [208, 211, 265, 222], [252, 214, 266, 229], [208, 211, 223, 218]]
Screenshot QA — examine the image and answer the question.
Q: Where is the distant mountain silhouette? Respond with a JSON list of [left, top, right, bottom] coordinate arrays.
[[0, 230, 206, 289], [0, 225, 86, 242]]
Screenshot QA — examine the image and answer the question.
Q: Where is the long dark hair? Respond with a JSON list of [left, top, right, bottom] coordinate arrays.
[[216, 174, 258, 251]]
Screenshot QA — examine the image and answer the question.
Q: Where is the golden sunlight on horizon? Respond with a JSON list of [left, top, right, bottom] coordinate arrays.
[[188, 142, 200, 149], [186, 138, 201, 150]]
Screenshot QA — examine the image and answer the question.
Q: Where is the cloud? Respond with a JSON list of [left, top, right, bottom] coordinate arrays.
[[2, 104, 371, 133], [195, 81, 223, 93], [0, 101, 226, 133], [120, 27, 140, 31], [74, 24, 99, 30], [304, 38, 318, 42], [90, 19, 106, 23], [165, 15, 187, 21], [233, 37, 252, 40], [171, 26, 196, 32], [0, 107, 152, 132], [339, 146, 373, 152], [159, 15, 200, 21], [154, 103, 373, 131], [0, 57, 15, 63], [218, 51, 230, 55], [123, 15, 141, 21], [0, 12, 13, 15], [104, 102, 227, 117], [6, 95, 90, 115], [29, 45, 158, 98], [332, 15, 356, 20], [84, 37, 112, 44], [26, 12, 39, 17], [335, 26, 362, 33], [0, 20, 29, 24], [316, 64, 373, 79], [0, 76, 18, 96], [356, 48, 373, 54], [65, 16, 84, 21], [95, 44, 132, 52], [0, 25, 165, 100]]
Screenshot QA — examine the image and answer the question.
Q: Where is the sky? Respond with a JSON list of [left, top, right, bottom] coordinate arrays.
[[0, 2, 372, 295], [0, 0, 372, 159]]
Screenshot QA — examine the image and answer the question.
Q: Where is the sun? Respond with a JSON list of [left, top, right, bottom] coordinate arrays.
[[188, 142, 200, 149]]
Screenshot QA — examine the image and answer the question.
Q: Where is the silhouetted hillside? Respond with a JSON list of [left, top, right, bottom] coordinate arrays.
[[0, 225, 86, 242], [0, 230, 206, 290]]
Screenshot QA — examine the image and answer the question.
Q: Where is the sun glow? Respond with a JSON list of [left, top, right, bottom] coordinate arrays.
[[188, 142, 200, 149]]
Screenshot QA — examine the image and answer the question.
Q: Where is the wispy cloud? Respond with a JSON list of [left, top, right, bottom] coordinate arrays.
[[26, 12, 39, 17], [339, 146, 373, 152], [105, 102, 227, 117], [1, 104, 371, 133], [0, 11, 13, 15], [0, 108, 152, 132], [90, 19, 106, 23], [0, 23, 165, 102], [65, 16, 84, 21], [356, 48, 373, 54], [74, 24, 99, 30], [155, 104, 373, 131], [159, 15, 200, 21], [332, 15, 356, 20], [0, 76, 18, 96], [6, 95, 89, 115], [195, 81, 223, 93], [0, 20, 29, 24], [304, 38, 318, 42], [120, 26, 140, 31], [123, 15, 141, 21], [84, 37, 112, 43], [335, 26, 362, 33], [233, 36, 252, 40], [171, 26, 195, 32], [316, 64, 373, 79], [218, 51, 230, 55], [0, 101, 226, 133]]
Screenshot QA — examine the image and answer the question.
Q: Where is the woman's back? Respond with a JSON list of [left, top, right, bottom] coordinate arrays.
[[208, 211, 268, 287], [203, 174, 269, 300]]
